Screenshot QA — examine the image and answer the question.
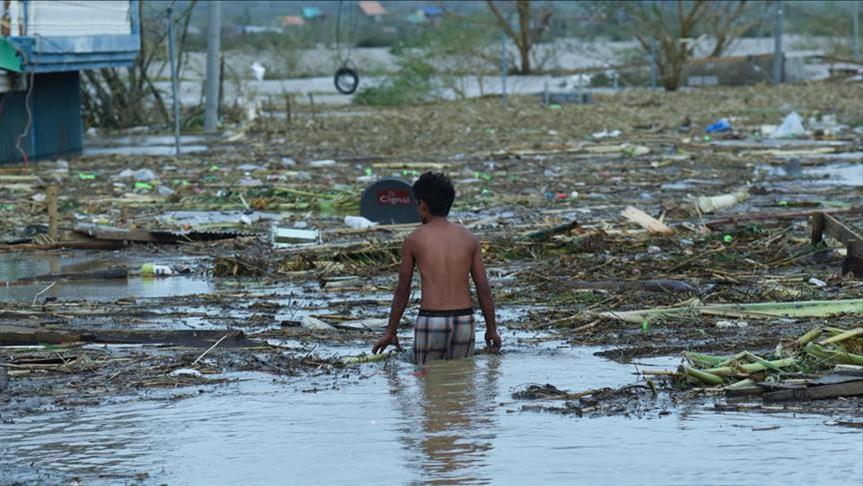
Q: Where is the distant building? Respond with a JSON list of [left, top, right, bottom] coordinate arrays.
[[280, 15, 306, 28], [358, 1, 387, 22], [0, 0, 140, 163], [301, 6, 324, 21], [406, 6, 444, 26]]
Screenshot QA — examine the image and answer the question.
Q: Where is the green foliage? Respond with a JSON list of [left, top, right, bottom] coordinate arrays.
[[355, 14, 499, 106], [354, 47, 436, 106]]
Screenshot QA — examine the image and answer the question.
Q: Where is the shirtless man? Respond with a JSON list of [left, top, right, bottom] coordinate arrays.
[[372, 172, 501, 364]]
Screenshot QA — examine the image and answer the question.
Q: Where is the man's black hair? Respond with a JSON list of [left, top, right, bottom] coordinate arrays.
[[413, 171, 455, 217]]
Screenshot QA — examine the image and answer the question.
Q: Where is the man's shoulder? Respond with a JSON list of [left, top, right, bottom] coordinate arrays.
[[449, 222, 479, 241]]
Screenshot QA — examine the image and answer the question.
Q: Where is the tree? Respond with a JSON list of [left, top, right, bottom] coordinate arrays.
[[485, 0, 553, 74], [630, 0, 709, 92], [705, 1, 762, 58], [621, 1, 761, 91]]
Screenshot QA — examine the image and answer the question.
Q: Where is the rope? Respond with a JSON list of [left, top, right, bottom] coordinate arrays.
[[334, 0, 357, 68]]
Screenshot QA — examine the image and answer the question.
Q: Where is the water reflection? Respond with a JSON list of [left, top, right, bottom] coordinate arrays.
[[388, 356, 501, 485]]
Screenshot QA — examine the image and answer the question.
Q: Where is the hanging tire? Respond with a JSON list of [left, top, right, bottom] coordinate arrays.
[[334, 67, 359, 95]]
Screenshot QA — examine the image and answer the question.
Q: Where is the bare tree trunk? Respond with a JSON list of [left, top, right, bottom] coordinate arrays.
[[485, 0, 550, 74]]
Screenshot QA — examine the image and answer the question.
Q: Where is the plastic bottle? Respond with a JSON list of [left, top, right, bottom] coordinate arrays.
[[140, 263, 174, 276]]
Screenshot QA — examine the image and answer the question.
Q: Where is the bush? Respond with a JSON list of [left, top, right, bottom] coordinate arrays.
[[354, 52, 436, 106]]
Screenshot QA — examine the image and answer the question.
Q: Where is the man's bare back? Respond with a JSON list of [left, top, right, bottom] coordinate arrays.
[[409, 220, 476, 310], [372, 172, 500, 359]]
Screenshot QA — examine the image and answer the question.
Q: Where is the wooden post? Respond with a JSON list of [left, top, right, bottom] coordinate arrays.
[[285, 93, 292, 127], [47, 185, 58, 241], [267, 95, 274, 123], [810, 213, 825, 244]]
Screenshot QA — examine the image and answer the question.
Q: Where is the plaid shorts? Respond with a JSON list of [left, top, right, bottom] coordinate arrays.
[[413, 308, 475, 365]]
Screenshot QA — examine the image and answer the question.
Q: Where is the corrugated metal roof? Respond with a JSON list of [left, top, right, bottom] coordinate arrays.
[[358, 1, 387, 16]]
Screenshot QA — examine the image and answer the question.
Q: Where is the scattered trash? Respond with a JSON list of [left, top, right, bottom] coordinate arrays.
[[54, 159, 69, 173], [620, 206, 673, 235], [591, 129, 621, 139], [251, 61, 266, 82], [705, 118, 731, 133], [697, 189, 750, 214], [344, 215, 377, 229], [140, 263, 174, 276], [269, 224, 319, 248], [300, 315, 336, 331], [115, 168, 157, 181], [309, 159, 336, 167], [770, 112, 806, 139], [169, 368, 203, 378], [716, 320, 749, 328], [808, 277, 827, 288]]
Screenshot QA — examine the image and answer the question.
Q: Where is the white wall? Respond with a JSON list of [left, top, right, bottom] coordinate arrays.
[[25, 0, 131, 37]]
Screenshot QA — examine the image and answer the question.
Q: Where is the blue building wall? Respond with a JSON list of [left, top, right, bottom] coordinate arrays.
[[0, 0, 140, 163], [0, 71, 82, 162]]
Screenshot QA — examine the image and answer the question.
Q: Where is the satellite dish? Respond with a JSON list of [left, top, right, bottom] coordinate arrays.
[[360, 177, 421, 224]]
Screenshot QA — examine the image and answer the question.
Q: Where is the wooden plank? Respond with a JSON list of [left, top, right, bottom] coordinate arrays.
[[707, 207, 862, 230], [806, 381, 863, 400], [73, 225, 161, 242], [764, 380, 863, 401], [823, 213, 863, 249], [621, 206, 673, 235]]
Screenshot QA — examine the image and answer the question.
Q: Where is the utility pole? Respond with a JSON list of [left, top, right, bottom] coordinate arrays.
[[204, 1, 221, 133], [772, 0, 783, 85], [167, 7, 181, 156], [500, 33, 507, 106], [853, 1, 861, 63]]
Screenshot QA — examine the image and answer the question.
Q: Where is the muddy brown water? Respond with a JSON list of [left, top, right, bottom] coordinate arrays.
[[1, 339, 862, 485]]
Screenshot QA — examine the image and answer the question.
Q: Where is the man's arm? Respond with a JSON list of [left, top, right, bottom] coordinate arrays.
[[372, 237, 415, 354], [470, 238, 501, 352]]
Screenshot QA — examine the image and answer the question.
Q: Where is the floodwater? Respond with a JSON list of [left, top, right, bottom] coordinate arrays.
[[83, 134, 210, 157], [2, 337, 862, 485], [758, 162, 863, 187], [2, 252, 862, 484], [0, 252, 214, 302]]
